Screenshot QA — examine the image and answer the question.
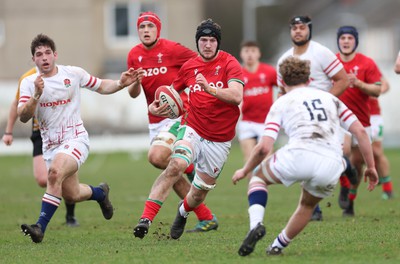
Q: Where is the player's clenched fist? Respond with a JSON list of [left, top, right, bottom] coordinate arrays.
[[33, 74, 44, 99]]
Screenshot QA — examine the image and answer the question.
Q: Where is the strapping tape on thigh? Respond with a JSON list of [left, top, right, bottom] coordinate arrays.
[[261, 159, 277, 184], [171, 145, 192, 165], [193, 174, 216, 190], [151, 131, 176, 149]]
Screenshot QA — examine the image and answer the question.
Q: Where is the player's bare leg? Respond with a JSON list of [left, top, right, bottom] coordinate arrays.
[[267, 189, 322, 255], [372, 141, 393, 199], [21, 154, 113, 243]]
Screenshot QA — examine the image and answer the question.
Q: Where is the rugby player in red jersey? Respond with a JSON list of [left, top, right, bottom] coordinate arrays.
[[128, 12, 218, 238], [133, 18, 244, 240]]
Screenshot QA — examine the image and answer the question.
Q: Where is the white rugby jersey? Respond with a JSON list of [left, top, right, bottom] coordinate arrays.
[[18, 65, 101, 151], [264, 87, 357, 157], [277, 41, 343, 92]]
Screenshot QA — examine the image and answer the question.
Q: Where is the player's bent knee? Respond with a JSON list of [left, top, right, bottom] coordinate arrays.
[[63, 192, 79, 202], [165, 159, 185, 178], [148, 152, 169, 169], [47, 167, 62, 185], [36, 178, 47, 188]]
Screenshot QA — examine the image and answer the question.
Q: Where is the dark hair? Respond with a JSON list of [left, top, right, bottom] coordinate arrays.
[[279, 56, 310, 86], [240, 40, 260, 49], [30, 34, 56, 56], [289, 15, 312, 40], [195, 18, 221, 52]]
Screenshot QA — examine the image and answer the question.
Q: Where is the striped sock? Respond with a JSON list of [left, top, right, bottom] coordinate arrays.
[[348, 189, 357, 201], [141, 199, 162, 221], [37, 193, 61, 233], [272, 229, 292, 249], [247, 176, 268, 229], [380, 176, 393, 193]]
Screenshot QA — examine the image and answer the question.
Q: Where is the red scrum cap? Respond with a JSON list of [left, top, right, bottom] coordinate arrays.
[[137, 11, 162, 39]]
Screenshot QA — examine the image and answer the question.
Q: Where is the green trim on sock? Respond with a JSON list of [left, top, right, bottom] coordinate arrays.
[[379, 176, 391, 184], [349, 189, 357, 195], [147, 198, 163, 206]]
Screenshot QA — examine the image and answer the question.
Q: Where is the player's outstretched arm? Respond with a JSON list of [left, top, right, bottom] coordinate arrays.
[[2, 98, 18, 146], [97, 68, 140, 95], [127, 68, 145, 98], [232, 136, 274, 185], [348, 120, 378, 190]]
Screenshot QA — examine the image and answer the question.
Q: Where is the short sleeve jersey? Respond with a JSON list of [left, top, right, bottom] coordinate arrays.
[[241, 63, 277, 123], [18, 65, 102, 151], [127, 39, 197, 124], [15, 67, 40, 131], [277, 41, 343, 92], [264, 87, 358, 157], [337, 53, 382, 126], [173, 51, 244, 142]]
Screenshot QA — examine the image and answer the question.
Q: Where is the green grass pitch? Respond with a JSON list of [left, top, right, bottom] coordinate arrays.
[[0, 144, 399, 263]]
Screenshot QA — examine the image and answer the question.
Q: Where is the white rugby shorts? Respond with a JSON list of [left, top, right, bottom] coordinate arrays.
[[178, 125, 231, 178], [43, 136, 90, 169], [269, 146, 346, 198], [370, 115, 384, 142], [237, 120, 265, 141]]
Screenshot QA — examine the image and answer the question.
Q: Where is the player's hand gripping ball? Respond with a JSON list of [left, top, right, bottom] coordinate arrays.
[[154, 85, 184, 119]]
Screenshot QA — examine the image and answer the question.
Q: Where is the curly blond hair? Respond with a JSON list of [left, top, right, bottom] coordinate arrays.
[[279, 56, 310, 86]]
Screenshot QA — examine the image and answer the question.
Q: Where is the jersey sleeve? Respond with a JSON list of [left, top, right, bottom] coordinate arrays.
[[18, 77, 34, 108], [337, 99, 358, 130], [226, 56, 245, 85], [318, 46, 343, 78], [364, 59, 382, 84], [263, 100, 282, 140], [74, 66, 102, 91]]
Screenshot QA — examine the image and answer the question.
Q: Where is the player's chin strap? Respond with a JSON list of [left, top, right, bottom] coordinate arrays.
[[193, 174, 216, 191]]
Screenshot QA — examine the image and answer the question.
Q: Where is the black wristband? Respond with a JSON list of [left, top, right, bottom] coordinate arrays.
[[4, 132, 12, 135]]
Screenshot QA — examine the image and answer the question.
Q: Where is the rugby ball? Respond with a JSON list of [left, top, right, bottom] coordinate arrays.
[[155, 85, 184, 119]]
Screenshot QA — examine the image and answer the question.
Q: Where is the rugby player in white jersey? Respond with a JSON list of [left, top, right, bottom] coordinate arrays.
[[233, 56, 378, 256], [18, 33, 140, 243], [276, 15, 350, 221]]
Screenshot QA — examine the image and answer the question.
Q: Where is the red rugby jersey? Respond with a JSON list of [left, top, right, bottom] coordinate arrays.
[[337, 53, 381, 127], [241, 63, 277, 123], [127, 39, 196, 123], [173, 51, 244, 142]]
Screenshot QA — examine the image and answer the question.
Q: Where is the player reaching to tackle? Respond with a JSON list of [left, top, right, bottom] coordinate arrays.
[[233, 56, 378, 256], [276, 15, 350, 221]]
